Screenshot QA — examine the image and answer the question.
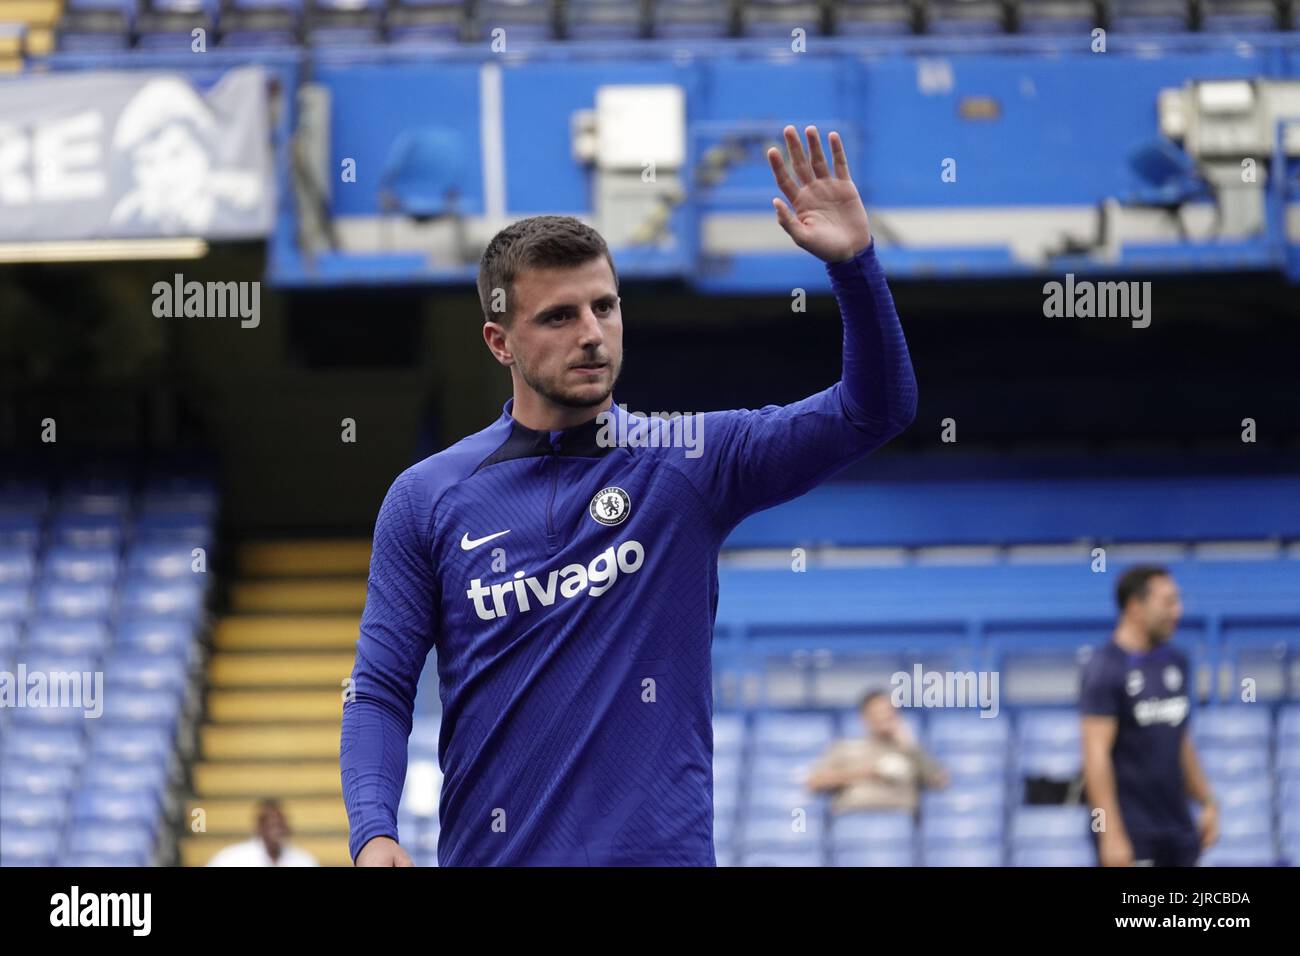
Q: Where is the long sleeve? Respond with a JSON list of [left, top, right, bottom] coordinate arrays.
[[675, 239, 918, 531], [340, 469, 439, 862]]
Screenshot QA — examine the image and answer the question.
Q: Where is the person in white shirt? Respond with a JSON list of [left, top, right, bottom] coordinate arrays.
[[206, 798, 319, 867]]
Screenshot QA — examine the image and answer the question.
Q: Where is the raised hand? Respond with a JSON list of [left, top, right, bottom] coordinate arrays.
[[767, 125, 872, 265]]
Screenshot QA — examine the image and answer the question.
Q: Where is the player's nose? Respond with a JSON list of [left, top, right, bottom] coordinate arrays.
[[575, 308, 604, 347]]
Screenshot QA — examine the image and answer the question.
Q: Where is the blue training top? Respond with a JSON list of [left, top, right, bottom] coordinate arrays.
[[341, 240, 918, 865]]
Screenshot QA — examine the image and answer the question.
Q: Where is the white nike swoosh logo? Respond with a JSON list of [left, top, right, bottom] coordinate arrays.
[[461, 530, 510, 550]]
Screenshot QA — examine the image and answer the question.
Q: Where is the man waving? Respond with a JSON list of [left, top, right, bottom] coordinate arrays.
[[341, 125, 918, 866]]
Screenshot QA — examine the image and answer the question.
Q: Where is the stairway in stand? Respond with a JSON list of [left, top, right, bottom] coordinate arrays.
[[181, 540, 371, 867], [0, 0, 60, 70]]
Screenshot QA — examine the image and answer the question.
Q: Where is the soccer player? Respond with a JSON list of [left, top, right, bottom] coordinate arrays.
[[1080, 565, 1220, 867], [340, 125, 918, 866]]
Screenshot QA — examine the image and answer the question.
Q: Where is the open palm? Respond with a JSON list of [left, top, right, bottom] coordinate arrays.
[[767, 125, 872, 265]]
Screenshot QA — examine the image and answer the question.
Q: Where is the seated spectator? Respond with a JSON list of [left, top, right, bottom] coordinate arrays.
[[806, 690, 949, 814], [207, 798, 319, 867]]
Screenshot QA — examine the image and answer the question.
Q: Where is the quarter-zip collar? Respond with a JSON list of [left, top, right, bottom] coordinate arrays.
[[478, 396, 627, 468]]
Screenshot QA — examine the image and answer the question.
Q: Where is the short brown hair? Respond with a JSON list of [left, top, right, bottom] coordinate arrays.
[[476, 215, 618, 326]]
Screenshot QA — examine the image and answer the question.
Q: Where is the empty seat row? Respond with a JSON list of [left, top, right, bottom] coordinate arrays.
[[52, 0, 1298, 52]]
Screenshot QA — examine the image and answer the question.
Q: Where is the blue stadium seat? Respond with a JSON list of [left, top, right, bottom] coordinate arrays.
[[13, 651, 101, 682], [651, 0, 732, 39], [0, 584, 32, 622], [1010, 805, 1090, 845], [1222, 631, 1297, 703], [89, 726, 173, 763], [68, 822, 155, 860], [1200, 746, 1270, 781], [306, 0, 385, 45], [740, 807, 827, 847], [73, 788, 160, 829], [1216, 808, 1273, 842], [49, 514, 125, 550], [58, 0, 137, 52], [105, 653, 188, 694], [0, 515, 41, 550], [149, 0, 219, 11], [831, 844, 917, 865], [0, 792, 71, 829], [26, 619, 111, 656], [1017, 709, 1080, 750], [1016, 0, 1095, 33], [714, 752, 741, 784], [35, 582, 114, 619], [922, 842, 1003, 865], [0, 621, 17, 654], [1107, 0, 1192, 32], [1281, 804, 1300, 839], [1279, 745, 1300, 776], [101, 689, 182, 728], [1012, 843, 1094, 866], [408, 716, 440, 757], [117, 616, 197, 658], [828, 809, 914, 845], [750, 751, 818, 784], [472, 0, 556, 42], [83, 759, 169, 797], [119, 579, 205, 619], [1200, 837, 1277, 866], [386, 0, 462, 45], [1, 762, 79, 797], [62, 851, 152, 866], [922, 813, 1001, 848], [1199, 0, 1278, 32], [0, 547, 37, 586], [563, 0, 643, 39], [0, 827, 63, 866], [1214, 779, 1273, 816], [927, 0, 1006, 35], [57, 478, 132, 516], [1017, 748, 1082, 778], [0, 481, 49, 517], [1001, 647, 1089, 705], [8, 701, 89, 730], [407, 820, 441, 857], [126, 543, 203, 581], [942, 749, 1008, 781], [715, 778, 739, 813], [746, 781, 824, 814], [741, 846, 823, 866], [43, 547, 120, 586], [138, 475, 218, 515], [752, 712, 836, 755], [833, 0, 914, 37], [1280, 705, 1300, 744], [219, 0, 301, 47], [132, 510, 214, 546], [922, 783, 1005, 817], [761, 656, 812, 708], [1, 727, 87, 767], [927, 711, 1011, 751], [714, 712, 746, 755], [739, 0, 826, 38], [1193, 706, 1272, 748]]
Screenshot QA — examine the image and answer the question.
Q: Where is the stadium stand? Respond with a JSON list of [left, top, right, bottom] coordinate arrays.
[[20, 0, 1300, 52], [0, 468, 215, 866]]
